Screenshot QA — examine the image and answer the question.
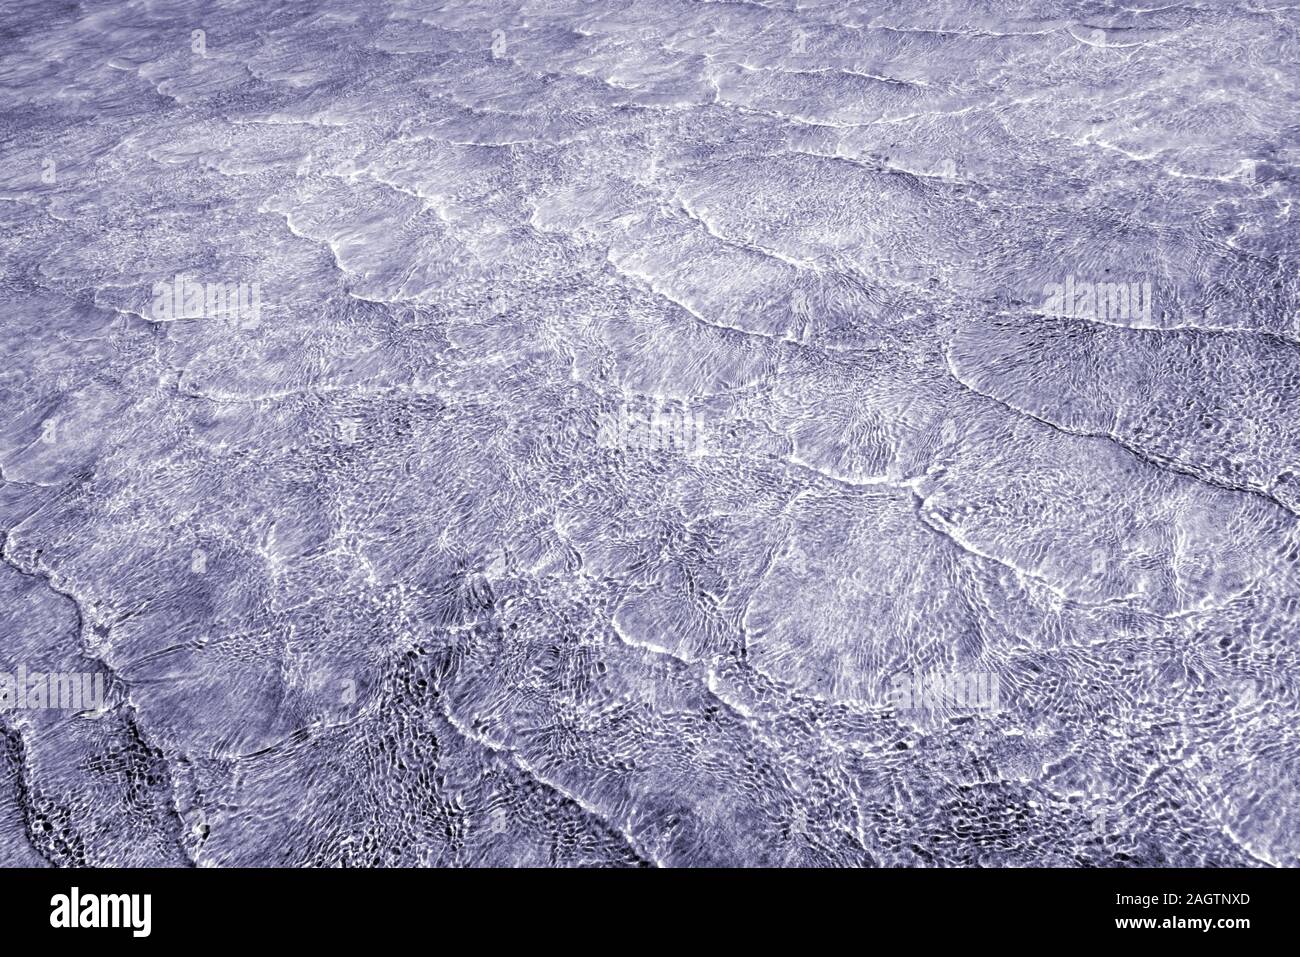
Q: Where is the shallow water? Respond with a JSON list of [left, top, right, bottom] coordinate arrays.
[[0, 0, 1297, 867]]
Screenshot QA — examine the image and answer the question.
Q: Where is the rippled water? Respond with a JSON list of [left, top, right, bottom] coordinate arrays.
[[0, 0, 1297, 867]]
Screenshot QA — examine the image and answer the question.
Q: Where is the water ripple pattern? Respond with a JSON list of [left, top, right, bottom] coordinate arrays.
[[0, 0, 1297, 867]]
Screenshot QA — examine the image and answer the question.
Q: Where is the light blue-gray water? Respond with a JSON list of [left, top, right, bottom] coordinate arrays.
[[0, 0, 1297, 867]]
